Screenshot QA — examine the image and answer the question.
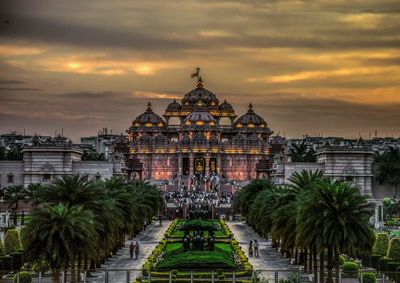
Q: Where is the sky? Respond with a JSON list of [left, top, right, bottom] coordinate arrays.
[[0, 0, 400, 142]]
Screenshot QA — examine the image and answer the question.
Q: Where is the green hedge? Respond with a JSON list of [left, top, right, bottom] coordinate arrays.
[[13, 271, 31, 283], [156, 248, 235, 270], [361, 272, 376, 283], [0, 240, 5, 256], [342, 261, 359, 278], [4, 229, 23, 254], [389, 238, 400, 261], [373, 233, 390, 256], [177, 220, 221, 232]]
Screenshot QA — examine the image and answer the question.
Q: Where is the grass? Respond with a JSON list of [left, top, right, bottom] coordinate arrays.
[[156, 247, 236, 270]]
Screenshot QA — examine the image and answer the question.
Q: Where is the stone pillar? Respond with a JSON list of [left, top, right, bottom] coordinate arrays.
[[217, 155, 222, 175], [374, 202, 380, 229], [178, 154, 183, 176], [205, 154, 210, 176], [189, 154, 194, 176]]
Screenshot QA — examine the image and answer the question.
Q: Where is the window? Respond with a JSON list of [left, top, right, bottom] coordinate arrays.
[[7, 174, 14, 183], [42, 174, 51, 182]]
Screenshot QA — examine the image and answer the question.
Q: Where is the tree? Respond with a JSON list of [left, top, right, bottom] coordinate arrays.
[[288, 140, 316, 162], [375, 146, 400, 198], [24, 204, 97, 283], [297, 179, 374, 283], [3, 185, 29, 226], [233, 178, 274, 218], [81, 149, 106, 161]]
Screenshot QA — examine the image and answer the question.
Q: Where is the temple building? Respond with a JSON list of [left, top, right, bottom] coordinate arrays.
[[125, 76, 284, 188]]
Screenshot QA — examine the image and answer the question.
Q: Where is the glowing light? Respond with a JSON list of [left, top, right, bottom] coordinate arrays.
[[134, 65, 154, 76], [67, 62, 82, 69]]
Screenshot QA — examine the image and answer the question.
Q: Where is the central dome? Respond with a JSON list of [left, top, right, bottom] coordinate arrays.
[[182, 86, 218, 106], [184, 110, 216, 126]]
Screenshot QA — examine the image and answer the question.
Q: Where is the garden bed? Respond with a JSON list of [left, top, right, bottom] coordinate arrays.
[[136, 219, 253, 282]]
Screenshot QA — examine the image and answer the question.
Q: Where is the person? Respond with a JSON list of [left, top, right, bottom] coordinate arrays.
[[129, 241, 135, 259], [159, 215, 163, 226], [248, 241, 253, 257], [254, 240, 259, 257], [135, 241, 140, 259]]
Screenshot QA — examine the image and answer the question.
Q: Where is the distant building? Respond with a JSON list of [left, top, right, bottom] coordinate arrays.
[[80, 128, 126, 160], [0, 132, 51, 148]]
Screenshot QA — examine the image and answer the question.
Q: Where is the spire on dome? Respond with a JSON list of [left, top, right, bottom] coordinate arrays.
[[248, 103, 254, 113], [146, 102, 152, 112]]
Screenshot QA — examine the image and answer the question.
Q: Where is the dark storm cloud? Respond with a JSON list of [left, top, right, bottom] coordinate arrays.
[[0, 0, 400, 139], [0, 80, 24, 84]]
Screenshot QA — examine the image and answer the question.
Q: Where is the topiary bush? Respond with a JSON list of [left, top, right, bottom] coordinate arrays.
[[339, 255, 345, 265], [342, 261, 359, 278], [0, 240, 6, 256], [13, 271, 31, 283], [373, 233, 390, 257], [32, 260, 50, 274], [388, 238, 400, 261], [362, 272, 376, 283], [4, 229, 23, 254]]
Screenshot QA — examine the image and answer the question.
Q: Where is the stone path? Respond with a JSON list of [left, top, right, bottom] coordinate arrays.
[[88, 220, 171, 283], [227, 221, 302, 282], [85, 220, 301, 283]]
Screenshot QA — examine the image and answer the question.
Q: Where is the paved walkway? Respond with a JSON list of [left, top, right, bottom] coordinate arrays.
[[86, 220, 300, 283], [227, 221, 301, 281], [88, 220, 171, 283]]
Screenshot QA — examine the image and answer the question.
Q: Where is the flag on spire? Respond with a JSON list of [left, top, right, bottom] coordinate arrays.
[[191, 67, 200, 78]]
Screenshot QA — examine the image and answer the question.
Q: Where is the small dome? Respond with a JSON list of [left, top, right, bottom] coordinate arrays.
[[184, 110, 216, 126], [234, 104, 266, 129], [132, 102, 165, 128], [166, 99, 181, 111], [182, 86, 218, 106], [219, 99, 233, 111]]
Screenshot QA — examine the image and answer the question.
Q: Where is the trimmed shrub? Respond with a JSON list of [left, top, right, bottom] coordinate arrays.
[[0, 240, 5, 256], [389, 238, 400, 261], [373, 233, 390, 256], [4, 229, 23, 254], [13, 271, 31, 283], [0, 255, 13, 271], [362, 272, 376, 283], [339, 255, 345, 265], [342, 261, 359, 278]]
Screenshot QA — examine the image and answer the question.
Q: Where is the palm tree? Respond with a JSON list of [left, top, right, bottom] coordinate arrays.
[[33, 175, 98, 206], [375, 146, 400, 198], [24, 204, 97, 283], [297, 179, 375, 283], [2, 185, 29, 226], [289, 140, 316, 162], [234, 178, 274, 218]]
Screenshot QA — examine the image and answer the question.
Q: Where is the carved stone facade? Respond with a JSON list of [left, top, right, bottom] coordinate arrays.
[[125, 79, 283, 188]]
